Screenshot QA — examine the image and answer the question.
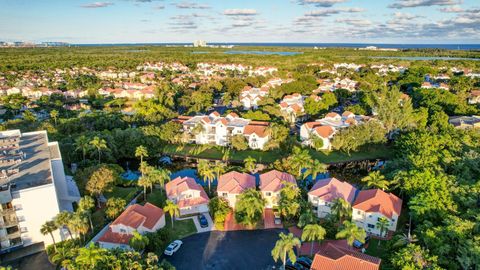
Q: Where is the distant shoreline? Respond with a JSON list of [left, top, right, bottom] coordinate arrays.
[[69, 42, 480, 50]]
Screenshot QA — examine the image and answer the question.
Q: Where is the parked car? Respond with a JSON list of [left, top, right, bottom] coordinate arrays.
[[164, 240, 183, 256], [353, 235, 371, 248], [274, 211, 282, 225], [296, 257, 312, 269], [198, 214, 209, 228]]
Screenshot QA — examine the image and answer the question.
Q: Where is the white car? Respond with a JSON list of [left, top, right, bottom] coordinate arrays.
[[164, 240, 183, 256]]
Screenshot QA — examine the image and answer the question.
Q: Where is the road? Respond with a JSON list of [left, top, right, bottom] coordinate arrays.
[[164, 229, 286, 270]]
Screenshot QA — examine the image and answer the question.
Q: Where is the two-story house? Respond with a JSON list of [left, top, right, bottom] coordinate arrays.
[[165, 177, 210, 216], [351, 189, 402, 237], [239, 86, 269, 110], [259, 170, 297, 208], [97, 203, 165, 250], [175, 112, 270, 150], [308, 178, 357, 218], [217, 171, 256, 208]]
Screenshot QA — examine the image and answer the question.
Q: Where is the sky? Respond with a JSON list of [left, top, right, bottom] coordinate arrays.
[[0, 0, 479, 44]]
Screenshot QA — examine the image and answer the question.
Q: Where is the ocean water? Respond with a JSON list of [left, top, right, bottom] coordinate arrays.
[[76, 42, 480, 50]]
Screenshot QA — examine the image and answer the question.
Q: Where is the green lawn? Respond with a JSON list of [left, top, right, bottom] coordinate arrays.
[[144, 188, 167, 208], [105, 186, 139, 201], [162, 144, 282, 163], [164, 215, 197, 240], [162, 143, 393, 164]]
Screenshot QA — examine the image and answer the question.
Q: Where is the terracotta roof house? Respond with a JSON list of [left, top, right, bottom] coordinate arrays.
[[352, 189, 402, 237], [311, 240, 381, 270], [176, 112, 270, 150], [308, 178, 358, 218], [259, 170, 297, 208], [217, 171, 256, 208], [165, 177, 210, 216], [97, 203, 165, 250]]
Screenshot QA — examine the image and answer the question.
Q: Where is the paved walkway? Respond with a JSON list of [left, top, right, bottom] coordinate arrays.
[[223, 212, 248, 231], [164, 229, 286, 270], [263, 209, 283, 229], [177, 212, 215, 233]]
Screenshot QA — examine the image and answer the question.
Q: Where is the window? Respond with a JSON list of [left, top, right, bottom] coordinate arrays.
[[367, 224, 375, 229], [222, 192, 228, 197], [266, 192, 271, 196], [120, 229, 126, 233], [20, 227, 28, 233], [357, 210, 362, 215]]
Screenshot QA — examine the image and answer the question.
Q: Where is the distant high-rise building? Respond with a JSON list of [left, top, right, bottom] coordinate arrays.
[[193, 40, 207, 47], [0, 130, 80, 254]]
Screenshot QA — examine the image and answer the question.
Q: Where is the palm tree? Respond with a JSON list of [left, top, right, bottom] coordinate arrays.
[[271, 232, 301, 270], [297, 208, 318, 228], [75, 135, 90, 161], [212, 160, 226, 181], [50, 109, 59, 125], [89, 136, 107, 163], [361, 171, 389, 190], [302, 224, 326, 256], [289, 147, 312, 177], [129, 230, 149, 251], [78, 196, 95, 232], [164, 200, 180, 228], [376, 217, 390, 244], [75, 243, 106, 268], [50, 245, 76, 267], [40, 221, 58, 252], [303, 159, 328, 181], [198, 160, 215, 191], [330, 198, 352, 226], [54, 211, 74, 240], [138, 175, 153, 201], [235, 189, 266, 227], [70, 213, 90, 243], [335, 220, 367, 247], [135, 145, 148, 166], [244, 156, 257, 173], [155, 168, 171, 194]]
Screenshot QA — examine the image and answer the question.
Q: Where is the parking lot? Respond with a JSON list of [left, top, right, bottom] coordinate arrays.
[[164, 229, 286, 270]]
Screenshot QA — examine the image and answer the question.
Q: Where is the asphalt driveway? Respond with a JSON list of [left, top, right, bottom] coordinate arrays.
[[164, 229, 287, 270]]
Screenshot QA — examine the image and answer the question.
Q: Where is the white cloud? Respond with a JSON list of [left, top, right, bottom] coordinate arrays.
[[223, 9, 258, 16], [296, 0, 347, 7], [80, 2, 113, 8], [389, 0, 461, 9]]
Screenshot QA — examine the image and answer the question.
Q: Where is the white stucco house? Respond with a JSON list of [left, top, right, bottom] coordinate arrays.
[[97, 203, 165, 250], [308, 178, 357, 218], [351, 189, 402, 238], [176, 112, 270, 150], [165, 176, 209, 216], [217, 171, 256, 208]]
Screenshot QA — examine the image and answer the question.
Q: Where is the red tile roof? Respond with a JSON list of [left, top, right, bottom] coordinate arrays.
[[325, 112, 340, 119], [259, 170, 296, 192], [243, 123, 268, 137], [353, 189, 402, 219], [165, 177, 209, 208], [309, 177, 357, 203], [305, 122, 322, 129], [311, 240, 381, 270], [314, 126, 335, 138], [98, 228, 132, 245], [217, 171, 256, 194], [112, 203, 164, 230]]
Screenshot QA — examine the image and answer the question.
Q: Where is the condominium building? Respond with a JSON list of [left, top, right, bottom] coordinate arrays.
[[0, 130, 80, 254], [175, 112, 270, 150]]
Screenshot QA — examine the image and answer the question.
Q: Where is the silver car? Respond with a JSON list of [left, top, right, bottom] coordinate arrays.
[[164, 240, 183, 256]]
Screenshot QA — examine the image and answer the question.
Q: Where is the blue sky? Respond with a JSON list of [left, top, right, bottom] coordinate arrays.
[[0, 0, 479, 44]]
